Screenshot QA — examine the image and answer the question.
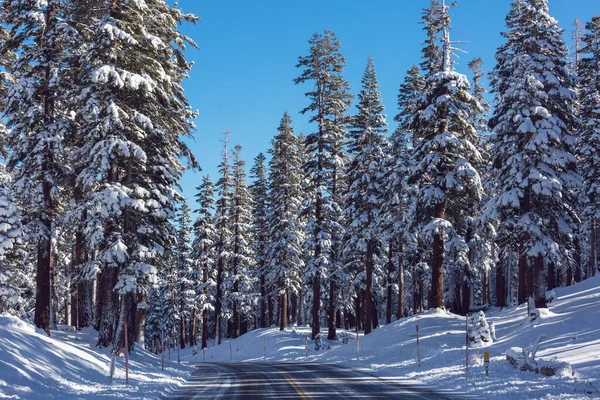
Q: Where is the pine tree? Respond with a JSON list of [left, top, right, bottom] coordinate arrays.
[[343, 57, 388, 335], [486, 0, 579, 307], [294, 30, 352, 339], [192, 176, 217, 349], [226, 145, 255, 338], [267, 112, 304, 331], [0, 164, 25, 314], [577, 15, 600, 280], [249, 154, 270, 328], [2, 0, 74, 335], [214, 132, 233, 344], [73, 0, 198, 348], [409, 2, 483, 310], [175, 202, 195, 348]]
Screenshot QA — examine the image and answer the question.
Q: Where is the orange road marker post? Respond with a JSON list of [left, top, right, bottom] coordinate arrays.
[[484, 351, 490, 377]]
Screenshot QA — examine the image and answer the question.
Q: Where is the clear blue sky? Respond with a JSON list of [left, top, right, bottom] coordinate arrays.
[[176, 0, 598, 204]]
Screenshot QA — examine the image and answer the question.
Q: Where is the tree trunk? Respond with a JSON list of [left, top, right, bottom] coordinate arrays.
[[386, 241, 393, 324], [327, 280, 336, 340], [518, 249, 527, 305], [397, 247, 404, 319], [260, 274, 266, 328], [495, 257, 506, 308], [355, 292, 362, 332], [280, 291, 287, 331], [311, 275, 320, 339], [201, 308, 208, 349], [268, 291, 274, 327], [461, 272, 470, 315], [291, 292, 298, 327], [430, 202, 445, 309], [215, 257, 224, 344], [534, 254, 547, 308], [591, 218, 597, 278], [364, 240, 374, 334], [547, 262, 556, 291], [297, 287, 304, 326], [371, 296, 378, 330], [482, 270, 489, 306], [97, 268, 120, 347]]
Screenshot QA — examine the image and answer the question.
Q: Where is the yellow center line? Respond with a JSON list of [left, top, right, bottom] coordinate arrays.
[[278, 371, 313, 399]]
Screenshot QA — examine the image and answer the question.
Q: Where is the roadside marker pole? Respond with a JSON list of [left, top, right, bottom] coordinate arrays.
[[416, 325, 420, 367], [124, 322, 129, 385], [466, 314, 469, 380], [264, 337, 267, 360], [484, 351, 490, 377], [161, 329, 165, 371]]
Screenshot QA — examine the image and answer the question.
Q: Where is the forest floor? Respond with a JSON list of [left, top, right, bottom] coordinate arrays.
[[1, 274, 600, 399]]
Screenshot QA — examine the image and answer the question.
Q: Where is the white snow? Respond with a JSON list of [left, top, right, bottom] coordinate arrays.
[[2, 275, 600, 399]]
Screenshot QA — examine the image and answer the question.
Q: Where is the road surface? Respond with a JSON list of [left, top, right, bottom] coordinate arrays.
[[167, 362, 471, 399]]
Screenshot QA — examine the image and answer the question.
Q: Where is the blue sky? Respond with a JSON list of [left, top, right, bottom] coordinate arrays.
[[176, 0, 598, 204]]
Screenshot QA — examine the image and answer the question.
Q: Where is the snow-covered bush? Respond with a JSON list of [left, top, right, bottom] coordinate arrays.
[[313, 333, 331, 351], [467, 311, 493, 346], [336, 330, 350, 344]]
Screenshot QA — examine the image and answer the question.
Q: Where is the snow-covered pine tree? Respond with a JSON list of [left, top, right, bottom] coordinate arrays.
[[577, 15, 600, 280], [214, 132, 233, 344], [74, 0, 198, 349], [294, 30, 352, 339], [409, 1, 483, 310], [343, 57, 388, 335], [192, 176, 217, 349], [0, 164, 26, 314], [249, 153, 270, 328], [2, 0, 74, 335], [381, 66, 423, 320], [226, 145, 255, 338], [486, 0, 580, 307], [175, 202, 195, 348], [266, 112, 304, 331]]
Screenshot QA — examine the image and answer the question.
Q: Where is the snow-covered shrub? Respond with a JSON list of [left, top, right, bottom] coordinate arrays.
[[467, 311, 493, 346], [313, 333, 330, 351], [336, 330, 350, 344]]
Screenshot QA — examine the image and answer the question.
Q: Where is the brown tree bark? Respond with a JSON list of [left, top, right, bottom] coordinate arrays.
[[327, 280, 336, 339], [495, 257, 506, 307], [280, 292, 287, 331], [397, 247, 404, 319], [260, 274, 266, 328], [547, 262, 556, 291], [430, 202, 446, 309], [364, 240, 374, 334], [386, 242, 393, 324], [534, 254, 547, 308]]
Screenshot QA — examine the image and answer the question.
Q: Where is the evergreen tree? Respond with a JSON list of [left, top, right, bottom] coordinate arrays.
[[2, 0, 74, 335], [0, 165, 26, 314], [249, 154, 270, 328], [294, 30, 352, 339], [226, 145, 255, 338], [192, 176, 217, 349], [577, 15, 600, 280], [409, 3, 483, 310], [486, 0, 579, 307], [343, 57, 388, 334], [175, 202, 195, 348], [267, 112, 304, 331], [214, 132, 233, 344], [73, 0, 198, 348]]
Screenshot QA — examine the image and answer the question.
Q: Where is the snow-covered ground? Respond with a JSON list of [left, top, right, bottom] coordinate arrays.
[[2, 275, 600, 399]]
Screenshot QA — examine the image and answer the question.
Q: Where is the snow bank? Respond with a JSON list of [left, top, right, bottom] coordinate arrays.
[[0, 317, 192, 399]]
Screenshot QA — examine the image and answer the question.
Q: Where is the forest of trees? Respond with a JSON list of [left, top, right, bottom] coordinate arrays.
[[1, 0, 599, 355]]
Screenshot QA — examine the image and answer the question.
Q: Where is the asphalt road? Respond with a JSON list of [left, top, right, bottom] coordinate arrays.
[[167, 362, 471, 399]]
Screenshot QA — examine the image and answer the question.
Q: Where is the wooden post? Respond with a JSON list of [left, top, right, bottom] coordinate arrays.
[[484, 351, 490, 377], [124, 322, 129, 385]]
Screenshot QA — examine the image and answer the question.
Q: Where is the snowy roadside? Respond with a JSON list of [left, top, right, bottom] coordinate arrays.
[[0, 317, 193, 399], [2, 274, 600, 399]]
